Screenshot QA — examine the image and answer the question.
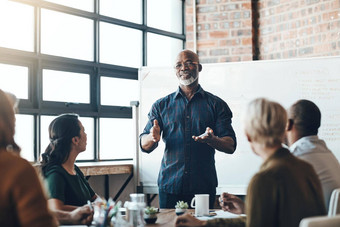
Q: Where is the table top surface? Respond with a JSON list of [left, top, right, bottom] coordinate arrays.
[[148, 209, 178, 226], [33, 161, 133, 176], [59, 209, 179, 227], [145, 208, 243, 226], [60, 209, 242, 227], [77, 161, 133, 176]]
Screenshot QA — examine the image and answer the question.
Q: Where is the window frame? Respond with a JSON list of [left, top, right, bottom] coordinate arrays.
[[1, 0, 185, 162]]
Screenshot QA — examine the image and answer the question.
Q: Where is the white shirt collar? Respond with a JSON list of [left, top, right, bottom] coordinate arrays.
[[289, 135, 319, 154]]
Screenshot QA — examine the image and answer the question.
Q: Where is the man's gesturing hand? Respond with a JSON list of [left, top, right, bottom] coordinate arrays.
[[150, 119, 161, 143], [192, 127, 214, 143]]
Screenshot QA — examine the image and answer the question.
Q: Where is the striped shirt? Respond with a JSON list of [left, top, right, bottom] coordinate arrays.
[[140, 85, 236, 194]]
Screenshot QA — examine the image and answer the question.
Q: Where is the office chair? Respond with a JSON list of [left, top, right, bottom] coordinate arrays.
[[299, 215, 340, 227], [328, 188, 340, 216]]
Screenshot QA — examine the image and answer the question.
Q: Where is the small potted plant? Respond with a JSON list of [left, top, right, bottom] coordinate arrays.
[[144, 206, 158, 224], [175, 201, 188, 216]]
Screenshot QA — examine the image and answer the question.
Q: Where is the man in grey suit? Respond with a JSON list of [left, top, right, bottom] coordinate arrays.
[[286, 99, 340, 211]]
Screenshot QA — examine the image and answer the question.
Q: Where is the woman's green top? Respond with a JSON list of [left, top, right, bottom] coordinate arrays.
[[44, 165, 95, 206]]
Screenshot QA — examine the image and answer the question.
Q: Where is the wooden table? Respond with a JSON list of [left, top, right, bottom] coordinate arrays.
[[78, 161, 133, 176], [147, 209, 178, 226], [146, 209, 202, 226]]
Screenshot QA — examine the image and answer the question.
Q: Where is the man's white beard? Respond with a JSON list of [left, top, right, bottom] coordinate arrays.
[[178, 76, 198, 86]]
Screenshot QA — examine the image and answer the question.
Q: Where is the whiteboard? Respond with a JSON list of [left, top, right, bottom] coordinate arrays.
[[138, 56, 340, 195]]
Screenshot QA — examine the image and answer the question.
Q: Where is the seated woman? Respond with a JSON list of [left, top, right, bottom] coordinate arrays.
[[176, 98, 326, 227], [0, 90, 56, 227], [41, 114, 97, 211]]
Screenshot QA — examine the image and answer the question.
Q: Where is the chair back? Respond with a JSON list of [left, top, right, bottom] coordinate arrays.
[[299, 215, 340, 227], [328, 188, 340, 216]]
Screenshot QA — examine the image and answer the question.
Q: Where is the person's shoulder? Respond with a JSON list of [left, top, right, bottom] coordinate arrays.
[[293, 155, 316, 172], [250, 162, 297, 192], [0, 151, 32, 169], [0, 151, 38, 179], [0, 150, 21, 161], [203, 90, 229, 104], [251, 170, 275, 183], [44, 165, 66, 177], [153, 91, 177, 105], [247, 171, 278, 193], [283, 149, 315, 170], [266, 151, 314, 177], [74, 165, 84, 176], [256, 154, 289, 178], [203, 90, 220, 99]]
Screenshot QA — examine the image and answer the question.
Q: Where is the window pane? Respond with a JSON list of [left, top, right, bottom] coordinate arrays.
[[41, 115, 94, 161], [0, 1, 34, 52], [100, 22, 142, 68], [100, 0, 141, 24], [43, 69, 89, 103], [41, 9, 93, 61], [0, 63, 28, 99], [15, 114, 34, 162], [99, 118, 134, 160], [147, 33, 183, 67], [44, 0, 94, 12], [101, 77, 138, 106], [147, 0, 182, 34]]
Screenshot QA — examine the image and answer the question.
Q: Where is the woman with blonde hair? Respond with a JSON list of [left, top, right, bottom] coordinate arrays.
[[0, 89, 56, 227], [176, 98, 326, 227]]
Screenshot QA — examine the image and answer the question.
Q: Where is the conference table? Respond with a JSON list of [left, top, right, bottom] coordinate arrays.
[[60, 209, 242, 226]]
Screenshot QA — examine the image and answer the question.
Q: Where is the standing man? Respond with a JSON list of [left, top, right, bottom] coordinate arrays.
[[286, 99, 340, 211], [140, 50, 236, 208]]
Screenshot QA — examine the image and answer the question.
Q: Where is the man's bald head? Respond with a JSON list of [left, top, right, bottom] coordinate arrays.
[[176, 50, 200, 63]]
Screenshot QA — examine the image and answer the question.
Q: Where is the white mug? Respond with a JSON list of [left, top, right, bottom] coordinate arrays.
[[190, 194, 209, 217]]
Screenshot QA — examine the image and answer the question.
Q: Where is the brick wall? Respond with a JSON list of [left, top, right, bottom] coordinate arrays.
[[185, 0, 340, 62], [258, 0, 340, 59], [185, 0, 253, 63]]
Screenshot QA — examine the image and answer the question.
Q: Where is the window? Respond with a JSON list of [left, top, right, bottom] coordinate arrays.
[[101, 77, 139, 106], [0, 1, 34, 52], [44, 0, 94, 12], [100, 22, 142, 67], [15, 114, 34, 162], [147, 33, 183, 67], [0, 0, 185, 162], [147, 0, 183, 34], [0, 63, 29, 99], [42, 69, 90, 103], [99, 118, 134, 160], [41, 9, 94, 61], [100, 0, 142, 24]]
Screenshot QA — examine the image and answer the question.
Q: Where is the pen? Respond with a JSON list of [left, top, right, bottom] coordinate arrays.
[[87, 200, 93, 211], [198, 132, 208, 138]]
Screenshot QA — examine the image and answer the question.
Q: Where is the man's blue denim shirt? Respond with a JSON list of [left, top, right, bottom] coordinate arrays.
[[140, 85, 236, 195]]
